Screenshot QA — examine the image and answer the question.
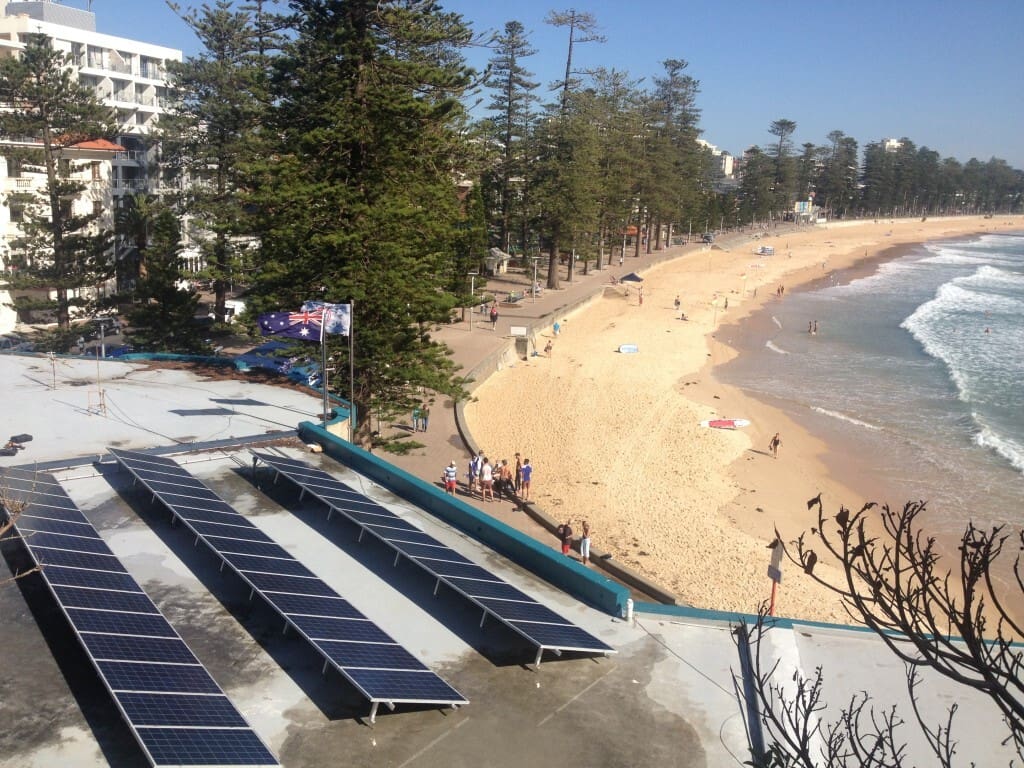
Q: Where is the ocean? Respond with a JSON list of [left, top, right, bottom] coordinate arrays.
[[718, 230, 1024, 537]]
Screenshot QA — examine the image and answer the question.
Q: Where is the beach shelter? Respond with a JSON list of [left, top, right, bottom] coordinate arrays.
[[619, 272, 644, 283]]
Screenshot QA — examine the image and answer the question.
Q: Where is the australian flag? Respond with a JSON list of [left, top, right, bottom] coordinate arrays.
[[302, 301, 351, 336], [257, 308, 324, 340]]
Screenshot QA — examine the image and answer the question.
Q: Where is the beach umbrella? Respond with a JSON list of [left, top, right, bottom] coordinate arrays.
[[619, 272, 644, 283]]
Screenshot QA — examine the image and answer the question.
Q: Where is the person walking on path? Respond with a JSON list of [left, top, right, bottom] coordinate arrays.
[[558, 519, 574, 556], [769, 432, 782, 459], [489, 303, 499, 330], [513, 453, 523, 494], [411, 405, 421, 432], [579, 520, 591, 565], [442, 460, 458, 495], [520, 459, 533, 500], [421, 402, 430, 432]]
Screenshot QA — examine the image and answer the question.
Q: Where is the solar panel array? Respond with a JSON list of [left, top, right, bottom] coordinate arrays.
[[251, 452, 615, 666], [107, 448, 467, 721], [0, 467, 279, 768]]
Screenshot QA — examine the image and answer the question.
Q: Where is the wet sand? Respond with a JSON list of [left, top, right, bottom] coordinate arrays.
[[463, 216, 1019, 622]]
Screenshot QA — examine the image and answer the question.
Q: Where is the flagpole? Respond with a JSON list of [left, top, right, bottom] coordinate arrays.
[[348, 300, 355, 445], [320, 307, 328, 425]]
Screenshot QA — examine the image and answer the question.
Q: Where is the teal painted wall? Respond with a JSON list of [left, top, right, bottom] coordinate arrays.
[[297, 422, 631, 616]]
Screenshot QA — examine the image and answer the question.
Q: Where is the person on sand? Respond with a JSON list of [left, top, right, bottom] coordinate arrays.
[[520, 458, 533, 500], [544, 340, 553, 356], [674, 295, 681, 313], [558, 519, 574, 556], [579, 520, 591, 565], [442, 460, 458, 495], [769, 432, 782, 459], [514, 453, 523, 494]]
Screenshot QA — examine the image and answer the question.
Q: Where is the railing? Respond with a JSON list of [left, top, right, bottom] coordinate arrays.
[[112, 150, 146, 162]]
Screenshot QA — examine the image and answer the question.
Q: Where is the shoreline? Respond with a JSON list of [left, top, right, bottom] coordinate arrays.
[[462, 215, 1019, 623]]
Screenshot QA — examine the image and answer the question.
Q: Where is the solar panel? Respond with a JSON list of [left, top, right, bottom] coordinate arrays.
[[109, 447, 467, 722], [252, 452, 616, 665], [0, 467, 279, 768]]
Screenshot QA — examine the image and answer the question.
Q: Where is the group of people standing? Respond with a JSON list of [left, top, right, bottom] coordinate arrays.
[[452, 451, 533, 503], [411, 402, 430, 432]]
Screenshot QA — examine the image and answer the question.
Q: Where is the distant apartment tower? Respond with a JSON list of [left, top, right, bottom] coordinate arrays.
[[696, 138, 735, 178], [0, 0, 181, 333]]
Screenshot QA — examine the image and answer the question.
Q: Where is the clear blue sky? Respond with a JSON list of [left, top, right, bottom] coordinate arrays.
[[88, 0, 1024, 168]]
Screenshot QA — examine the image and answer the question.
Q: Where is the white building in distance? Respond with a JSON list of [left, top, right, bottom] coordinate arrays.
[[0, 0, 181, 334]]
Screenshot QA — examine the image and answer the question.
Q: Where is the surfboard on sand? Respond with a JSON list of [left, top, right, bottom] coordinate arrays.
[[618, 344, 639, 354], [700, 419, 751, 429]]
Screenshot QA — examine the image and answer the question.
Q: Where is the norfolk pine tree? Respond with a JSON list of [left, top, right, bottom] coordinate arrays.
[[247, 0, 477, 445], [482, 20, 539, 255], [163, 0, 272, 324], [0, 33, 117, 333], [125, 206, 207, 353]]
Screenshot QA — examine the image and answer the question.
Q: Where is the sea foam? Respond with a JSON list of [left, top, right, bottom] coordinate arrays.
[[811, 406, 881, 430]]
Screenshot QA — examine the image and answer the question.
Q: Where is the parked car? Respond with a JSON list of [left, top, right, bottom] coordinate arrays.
[[91, 315, 122, 338], [0, 333, 34, 352], [701, 233, 715, 244]]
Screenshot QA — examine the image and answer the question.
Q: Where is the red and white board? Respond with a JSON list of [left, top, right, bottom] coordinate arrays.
[[700, 418, 751, 429]]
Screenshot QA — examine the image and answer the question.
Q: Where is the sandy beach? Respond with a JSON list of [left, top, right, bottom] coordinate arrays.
[[463, 215, 1019, 623]]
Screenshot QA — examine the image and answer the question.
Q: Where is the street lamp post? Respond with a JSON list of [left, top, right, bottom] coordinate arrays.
[[530, 257, 540, 303], [468, 271, 477, 331]]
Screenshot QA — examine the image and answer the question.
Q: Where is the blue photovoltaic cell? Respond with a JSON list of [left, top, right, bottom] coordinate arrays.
[[375, 529, 443, 547], [148, 491, 233, 514], [289, 615, 393, 644], [345, 668, 465, 703], [136, 727, 278, 767], [411, 558, 501, 583], [130, 468, 208, 490], [243, 571, 336, 597], [82, 633, 199, 665], [1, 466, 279, 767], [98, 660, 223, 694], [17, 516, 100, 537], [318, 641, 428, 671], [475, 598, 567, 625], [108, 448, 466, 711], [205, 537, 292, 559], [507, 621, 616, 651], [27, 531, 115, 555], [174, 507, 255, 528], [188, 520, 274, 543], [32, 548, 128, 572], [252, 452, 616, 659], [116, 692, 248, 728], [67, 608, 176, 638], [52, 585, 155, 614], [222, 553, 315, 578], [389, 541, 473, 564], [445, 577, 535, 603], [262, 592, 362, 619], [43, 566, 142, 592]]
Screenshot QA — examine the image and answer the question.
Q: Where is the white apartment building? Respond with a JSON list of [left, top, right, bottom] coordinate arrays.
[[0, 0, 182, 333]]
